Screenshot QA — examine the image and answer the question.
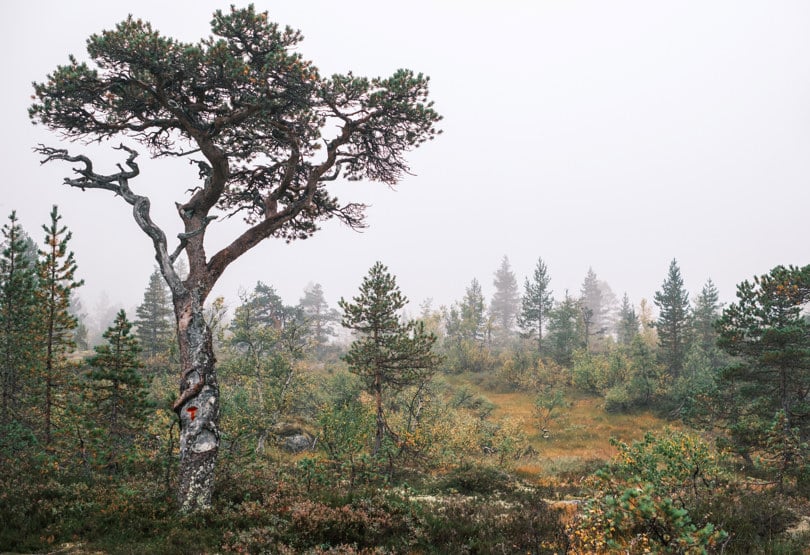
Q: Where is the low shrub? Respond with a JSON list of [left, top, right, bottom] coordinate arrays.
[[435, 464, 515, 495], [693, 486, 798, 554]]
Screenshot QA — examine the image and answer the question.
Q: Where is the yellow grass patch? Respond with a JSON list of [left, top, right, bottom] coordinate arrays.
[[486, 388, 673, 480]]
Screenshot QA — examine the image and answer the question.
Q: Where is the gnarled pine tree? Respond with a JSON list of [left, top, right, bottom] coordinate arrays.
[[30, 6, 441, 512]]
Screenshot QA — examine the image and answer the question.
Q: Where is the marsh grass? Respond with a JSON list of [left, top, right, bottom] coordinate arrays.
[[476, 384, 674, 488]]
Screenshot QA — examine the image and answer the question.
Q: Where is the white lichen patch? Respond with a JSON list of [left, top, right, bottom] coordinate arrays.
[[191, 430, 217, 453], [191, 440, 217, 453]]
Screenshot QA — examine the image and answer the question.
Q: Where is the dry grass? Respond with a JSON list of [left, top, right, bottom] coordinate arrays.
[[485, 387, 673, 482]]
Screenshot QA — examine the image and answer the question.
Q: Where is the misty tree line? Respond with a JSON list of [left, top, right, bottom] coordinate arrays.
[[3, 202, 810, 553], [4, 203, 808, 490], [418, 255, 723, 411], [434, 255, 810, 493]]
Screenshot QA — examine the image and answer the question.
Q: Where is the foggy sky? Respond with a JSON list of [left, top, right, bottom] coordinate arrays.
[[2, 1, 810, 327]]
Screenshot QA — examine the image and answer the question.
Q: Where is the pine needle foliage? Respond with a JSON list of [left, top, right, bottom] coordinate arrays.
[[340, 262, 441, 456]]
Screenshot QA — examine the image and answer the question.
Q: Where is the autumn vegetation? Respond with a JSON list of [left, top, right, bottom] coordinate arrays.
[[2, 214, 810, 553], [7, 4, 810, 553]]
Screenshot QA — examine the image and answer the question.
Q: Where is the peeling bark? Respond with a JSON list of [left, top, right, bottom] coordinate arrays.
[[172, 289, 220, 513]]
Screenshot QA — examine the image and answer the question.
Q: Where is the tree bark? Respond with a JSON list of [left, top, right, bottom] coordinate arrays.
[[172, 288, 220, 513], [373, 372, 383, 456]]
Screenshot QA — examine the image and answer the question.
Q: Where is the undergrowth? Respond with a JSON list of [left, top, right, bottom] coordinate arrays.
[[3, 385, 809, 554]]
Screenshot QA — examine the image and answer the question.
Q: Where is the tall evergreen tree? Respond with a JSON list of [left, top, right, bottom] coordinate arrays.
[[580, 267, 613, 346], [225, 284, 307, 453], [230, 286, 281, 361], [250, 282, 289, 329], [691, 278, 721, 354], [36, 206, 83, 445], [231, 282, 307, 356], [0, 213, 39, 424], [299, 282, 338, 352], [547, 291, 584, 367], [340, 262, 440, 456], [653, 259, 690, 378], [460, 278, 486, 343], [134, 267, 175, 359], [85, 309, 151, 468], [617, 293, 640, 346], [518, 257, 553, 353], [32, 6, 441, 512], [489, 256, 519, 340]]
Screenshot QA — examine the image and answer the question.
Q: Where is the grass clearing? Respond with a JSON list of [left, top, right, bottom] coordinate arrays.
[[483, 385, 673, 485]]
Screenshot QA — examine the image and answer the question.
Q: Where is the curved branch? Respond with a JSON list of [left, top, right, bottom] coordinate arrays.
[[206, 121, 355, 283], [170, 215, 217, 264], [35, 144, 184, 294]]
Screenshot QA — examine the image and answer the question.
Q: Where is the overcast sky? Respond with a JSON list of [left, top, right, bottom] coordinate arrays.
[[2, 1, 810, 326]]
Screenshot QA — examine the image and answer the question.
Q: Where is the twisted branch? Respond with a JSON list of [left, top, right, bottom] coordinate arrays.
[[35, 144, 184, 294]]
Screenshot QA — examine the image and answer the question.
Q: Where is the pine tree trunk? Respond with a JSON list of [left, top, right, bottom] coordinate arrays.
[[173, 290, 220, 513], [373, 372, 383, 456], [537, 317, 543, 354]]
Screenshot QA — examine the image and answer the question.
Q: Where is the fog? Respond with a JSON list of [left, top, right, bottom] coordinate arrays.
[[3, 0, 809, 325]]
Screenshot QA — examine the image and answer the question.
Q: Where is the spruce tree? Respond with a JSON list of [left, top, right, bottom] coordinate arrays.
[[0, 212, 39, 424], [691, 278, 721, 354], [518, 257, 553, 353], [299, 282, 338, 352], [489, 256, 519, 340], [653, 259, 690, 378], [580, 267, 616, 346], [340, 262, 441, 456], [460, 278, 486, 343], [547, 291, 584, 367], [617, 293, 640, 346], [36, 205, 83, 445], [134, 267, 175, 359], [85, 309, 151, 469]]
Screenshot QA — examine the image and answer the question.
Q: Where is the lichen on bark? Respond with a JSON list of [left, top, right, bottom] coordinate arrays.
[[174, 289, 220, 512]]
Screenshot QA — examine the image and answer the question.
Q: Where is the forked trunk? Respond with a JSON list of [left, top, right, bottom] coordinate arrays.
[[173, 290, 220, 512]]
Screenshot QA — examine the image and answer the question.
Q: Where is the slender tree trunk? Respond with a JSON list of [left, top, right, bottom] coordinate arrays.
[[173, 289, 220, 513], [44, 298, 55, 446], [373, 372, 383, 456], [537, 312, 543, 354], [44, 374, 52, 445], [1, 319, 12, 424], [779, 366, 791, 491]]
